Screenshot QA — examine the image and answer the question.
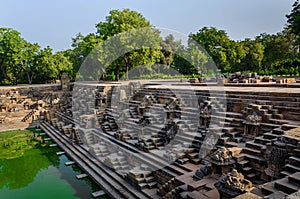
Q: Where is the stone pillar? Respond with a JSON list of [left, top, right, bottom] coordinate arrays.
[[61, 72, 70, 91]]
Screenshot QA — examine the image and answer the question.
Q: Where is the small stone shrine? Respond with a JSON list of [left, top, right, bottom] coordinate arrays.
[[210, 147, 235, 175], [215, 169, 252, 199]]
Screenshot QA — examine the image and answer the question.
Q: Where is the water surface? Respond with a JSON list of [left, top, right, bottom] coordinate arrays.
[[0, 129, 106, 199]]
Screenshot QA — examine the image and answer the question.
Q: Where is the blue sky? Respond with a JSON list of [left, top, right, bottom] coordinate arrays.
[[0, 0, 295, 51]]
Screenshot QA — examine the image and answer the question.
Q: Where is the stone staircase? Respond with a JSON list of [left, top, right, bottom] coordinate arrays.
[[125, 165, 157, 190], [262, 172, 300, 195]]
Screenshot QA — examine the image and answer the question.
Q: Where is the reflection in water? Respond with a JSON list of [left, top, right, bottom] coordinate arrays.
[[0, 129, 107, 199], [0, 147, 58, 190]]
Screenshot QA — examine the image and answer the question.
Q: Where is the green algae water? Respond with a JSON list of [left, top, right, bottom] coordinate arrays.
[[0, 129, 107, 199]]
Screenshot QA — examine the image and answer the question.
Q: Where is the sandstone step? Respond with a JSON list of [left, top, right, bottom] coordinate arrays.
[[288, 172, 300, 187], [254, 136, 271, 145], [246, 172, 259, 180], [225, 131, 241, 138], [232, 137, 243, 143], [234, 153, 247, 162], [225, 141, 238, 148], [272, 128, 284, 135], [269, 119, 289, 125], [293, 149, 300, 157], [274, 178, 299, 194], [280, 171, 293, 178], [285, 164, 300, 173], [261, 181, 277, 195], [289, 156, 300, 167], [242, 167, 253, 174], [263, 132, 280, 140], [238, 160, 249, 167], [245, 141, 267, 151]]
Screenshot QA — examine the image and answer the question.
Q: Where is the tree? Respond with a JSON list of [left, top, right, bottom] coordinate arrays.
[[185, 40, 208, 74], [286, 0, 300, 53], [190, 27, 245, 72], [257, 31, 298, 71], [95, 9, 163, 80], [239, 38, 264, 72], [160, 34, 182, 68], [34, 47, 72, 82], [70, 33, 102, 76], [0, 28, 26, 85], [21, 42, 40, 84]]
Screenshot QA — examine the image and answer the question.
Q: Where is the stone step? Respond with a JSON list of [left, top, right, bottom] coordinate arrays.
[[260, 123, 281, 130], [293, 149, 300, 157], [225, 141, 238, 148], [234, 153, 247, 162], [285, 164, 300, 173], [254, 136, 271, 145], [245, 141, 267, 151], [224, 131, 241, 138], [261, 181, 277, 195], [91, 190, 105, 198], [289, 156, 300, 167], [288, 172, 300, 186], [280, 171, 293, 178], [282, 124, 299, 130], [263, 132, 280, 140], [273, 114, 284, 120], [246, 172, 259, 180], [238, 160, 249, 167], [232, 137, 243, 143], [269, 119, 289, 125], [76, 173, 88, 179], [65, 161, 75, 166], [275, 178, 300, 194], [272, 128, 285, 135], [242, 167, 253, 174]]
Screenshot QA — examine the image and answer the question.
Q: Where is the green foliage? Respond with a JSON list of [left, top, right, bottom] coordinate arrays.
[[286, 0, 300, 42], [1, 5, 300, 83], [239, 38, 264, 72], [190, 27, 245, 73], [93, 9, 163, 81]]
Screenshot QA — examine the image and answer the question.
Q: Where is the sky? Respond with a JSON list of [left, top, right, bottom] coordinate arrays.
[[0, 0, 296, 52]]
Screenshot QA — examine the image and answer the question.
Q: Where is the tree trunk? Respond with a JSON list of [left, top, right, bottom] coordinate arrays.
[[116, 66, 120, 81], [26, 71, 33, 85], [124, 56, 129, 81]]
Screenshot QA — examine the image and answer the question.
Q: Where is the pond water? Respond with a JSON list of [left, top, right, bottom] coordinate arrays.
[[0, 129, 107, 199]]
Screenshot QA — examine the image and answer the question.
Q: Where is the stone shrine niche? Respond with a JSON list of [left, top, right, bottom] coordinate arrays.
[[199, 100, 212, 128], [243, 111, 262, 138], [61, 72, 70, 91], [215, 169, 252, 199], [265, 141, 288, 180], [138, 95, 152, 116], [210, 147, 235, 175]]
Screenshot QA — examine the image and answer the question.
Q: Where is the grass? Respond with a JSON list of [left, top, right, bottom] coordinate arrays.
[[0, 128, 46, 159]]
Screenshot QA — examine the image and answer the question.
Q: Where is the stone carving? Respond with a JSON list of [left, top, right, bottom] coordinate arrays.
[[165, 97, 177, 111], [140, 95, 152, 108], [245, 112, 261, 124], [61, 72, 70, 91], [199, 101, 212, 127], [162, 121, 178, 145], [215, 169, 252, 197], [243, 111, 262, 137], [265, 142, 288, 179], [211, 147, 233, 163], [194, 165, 212, 179]]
